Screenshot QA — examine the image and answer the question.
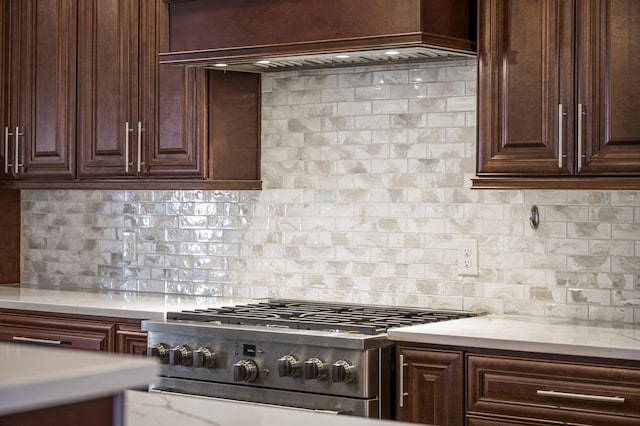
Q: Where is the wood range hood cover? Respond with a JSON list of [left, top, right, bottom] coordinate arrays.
[[160, 0, 477, 72]]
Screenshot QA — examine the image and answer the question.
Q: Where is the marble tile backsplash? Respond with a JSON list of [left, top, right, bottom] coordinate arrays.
[[21, 60, 640, 323]]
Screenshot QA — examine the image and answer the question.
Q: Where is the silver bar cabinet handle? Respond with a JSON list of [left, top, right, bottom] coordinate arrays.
[[13, 336, 62, 346], [399, 354, 409, 408], [577, 104, 586, 171], [558, 104, 565, 168], [537, 390, 625, 404], [13, 126, 23, 174], [137, 121, 144, 173], [125, 121, 133, 172], [4, 126, 10, 173]]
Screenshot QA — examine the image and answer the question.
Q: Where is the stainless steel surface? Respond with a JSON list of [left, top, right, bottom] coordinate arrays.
[[13, 126, 22, 175], [125, 121, 133, 173], [577, 103, 585, 171], [136, 121, 144, 173], [12, 336, 62, 346], [151, 382, 376, 417], [4, 126, 9, 174], [208, 46, 474, 73], [144, 300, 479, 418], [536, 390, 625, 404], [558, 104, 566, 168], [399, 354, 407, 408]]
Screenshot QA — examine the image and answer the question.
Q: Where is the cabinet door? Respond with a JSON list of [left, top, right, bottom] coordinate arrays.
[[115, 322, 147, 355], [577, 1, 640, 175], [477, 0, 574, 176], [396, 346, 463, 426], [138, 0, 206, 178], [77, 0, 138, 178], [0, 1, 8, 179], [0, 0, 75, 180]]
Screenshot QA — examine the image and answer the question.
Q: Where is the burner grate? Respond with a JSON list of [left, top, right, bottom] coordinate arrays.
[[167, 300, 481, 335]]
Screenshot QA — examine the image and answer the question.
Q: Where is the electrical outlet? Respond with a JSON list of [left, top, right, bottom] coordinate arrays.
[[122, 232, 136, 262], [457, 239, 478, 276]]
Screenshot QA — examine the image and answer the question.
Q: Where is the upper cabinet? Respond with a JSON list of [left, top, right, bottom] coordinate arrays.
[[0, 0, 76, 181], [76, 0, 208, 180], [0, 0, 261, 190], [474, 0, 640, 189]]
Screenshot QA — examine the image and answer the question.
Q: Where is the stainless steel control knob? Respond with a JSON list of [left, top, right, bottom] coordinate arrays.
[[303, 357, 327, 380], [277, 355, 302, 377], [233, 360, 258, 382], [149, 343, 170, 364], [331, 360, 356, 383], [169, 345, 193, 366], [193, 347, 216, 368]]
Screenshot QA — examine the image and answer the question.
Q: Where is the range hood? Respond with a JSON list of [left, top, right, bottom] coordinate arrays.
[[160, 0, 477, 72]]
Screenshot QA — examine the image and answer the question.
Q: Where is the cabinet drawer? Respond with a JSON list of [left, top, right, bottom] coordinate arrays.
[[468, 355, 640, 425], [0, 312, 115, 351]]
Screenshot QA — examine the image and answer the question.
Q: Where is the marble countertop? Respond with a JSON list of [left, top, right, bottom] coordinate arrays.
[[0, 342, 158, 416], [125, 390, 418, 426], [0, 286, 258, 320], [388, 314, 640, 361]]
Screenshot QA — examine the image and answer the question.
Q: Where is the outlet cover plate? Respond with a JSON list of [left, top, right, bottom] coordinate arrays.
[[457, 239, 478, 276]]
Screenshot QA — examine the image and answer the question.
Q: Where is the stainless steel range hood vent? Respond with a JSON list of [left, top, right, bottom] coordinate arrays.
[[203, 46, 475, 73]]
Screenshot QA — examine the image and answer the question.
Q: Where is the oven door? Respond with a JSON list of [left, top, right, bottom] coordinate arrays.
[[150, 377, 382, 418]]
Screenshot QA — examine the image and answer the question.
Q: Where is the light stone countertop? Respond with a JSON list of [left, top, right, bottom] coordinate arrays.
[[124, 390, 419, 426], [0, 342, 158, 416], [388, 314, 640, 361], [0, 286, 259, 320]]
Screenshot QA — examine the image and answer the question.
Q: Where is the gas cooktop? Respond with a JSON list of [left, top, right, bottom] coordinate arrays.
[[166, 299, 482, 335]]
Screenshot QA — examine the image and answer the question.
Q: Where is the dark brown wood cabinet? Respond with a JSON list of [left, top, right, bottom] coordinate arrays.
[[467, 354, 640, 426], [475, 0, 640, 189], [76, 0, 207, 180], [396, 346, 464, 426], [0, 0, 261, 189], [0, 309, 147, 354], [0, 0, 76, 181], [397, 343, 640, 426]]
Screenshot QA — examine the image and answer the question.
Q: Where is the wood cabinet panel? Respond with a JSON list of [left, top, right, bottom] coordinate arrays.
[[475, 0, 640, 188], [396, 346, 463, 426], [160, 0, 476, 64], [1, 0, 76, 180], [578, 0, 640, 175], [467, 354, 640, 425], [0, 189, 19, 284], [76, 0, 138, 178], [116, 322, 147, 355], [0, 395, 117, 426], [0, 309, 148, 355], [0, 311, 115, 351], [476, 0, 573, 176]]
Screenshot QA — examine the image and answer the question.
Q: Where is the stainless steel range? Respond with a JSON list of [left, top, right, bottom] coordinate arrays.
[[142, 300, 480, 418]]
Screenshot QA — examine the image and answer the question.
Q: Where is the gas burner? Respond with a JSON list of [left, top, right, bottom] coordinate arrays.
[[166, 299, 481, 335]]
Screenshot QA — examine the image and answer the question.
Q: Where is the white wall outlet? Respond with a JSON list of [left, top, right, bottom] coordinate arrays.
[[122, 232, 137, 262], [457, 239, 478, 276]]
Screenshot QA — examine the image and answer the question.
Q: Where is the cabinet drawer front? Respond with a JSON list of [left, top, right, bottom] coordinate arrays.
[[468, 355, 640, 425]]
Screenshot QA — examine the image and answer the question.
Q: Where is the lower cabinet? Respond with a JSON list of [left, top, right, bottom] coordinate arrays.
[[396, 346, 464, 426], [467, 354, 640, 426], [397, 344, 640, 426], [0, 309, 147, 354]]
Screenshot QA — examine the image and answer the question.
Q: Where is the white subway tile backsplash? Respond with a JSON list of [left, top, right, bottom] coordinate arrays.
[[20, 60, 640, 323]]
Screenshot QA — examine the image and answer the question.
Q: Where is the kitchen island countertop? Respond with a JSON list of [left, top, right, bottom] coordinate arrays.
[[125, 390, 419, 426], [0, 286, 258, 320], [388, 314, 640, 361], [0, 342, 157, 417]]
